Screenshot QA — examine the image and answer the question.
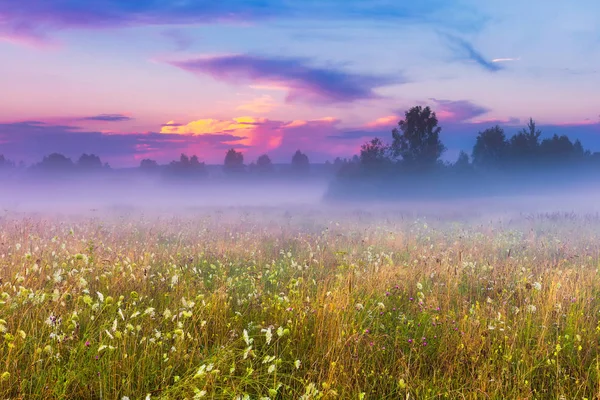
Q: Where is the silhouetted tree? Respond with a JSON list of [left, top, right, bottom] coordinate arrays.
[[140, 159, 158, 169], [166, 153, 206, 179], [255, 154, 274, 173], [360, 137, 390, 170], [291, 150, 310, 173], [391, 106, 446, 169], [453, 151, 471, 171], [472, 125, 509, 168], [77, 153, 103, 170], [508, 118, 542, 163], [224, 149, 244, 173], [36, 153, 74, 172], [538, 134, 588, 165]]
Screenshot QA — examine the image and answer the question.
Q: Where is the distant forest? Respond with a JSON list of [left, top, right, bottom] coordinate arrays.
[[1, 106, 599, 199]]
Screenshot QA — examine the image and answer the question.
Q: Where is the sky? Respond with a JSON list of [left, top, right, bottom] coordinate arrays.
[[0, 0, 599, 167]]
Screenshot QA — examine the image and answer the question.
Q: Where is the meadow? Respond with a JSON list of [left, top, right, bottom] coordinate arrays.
[[2, 204, 600, 399]]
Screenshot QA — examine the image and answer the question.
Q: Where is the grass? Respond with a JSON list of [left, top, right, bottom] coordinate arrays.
[[1, 207, 600, 399]]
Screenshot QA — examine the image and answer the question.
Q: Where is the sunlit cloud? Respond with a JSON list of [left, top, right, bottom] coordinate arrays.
[[236, 95, 279, 114], [492, 57, 520, 63]]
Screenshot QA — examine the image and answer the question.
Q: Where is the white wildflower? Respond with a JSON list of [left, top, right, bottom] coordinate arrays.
[[262, 327, 272, 345], [243, 329, 253, 345], [144, 307, 156, 317]]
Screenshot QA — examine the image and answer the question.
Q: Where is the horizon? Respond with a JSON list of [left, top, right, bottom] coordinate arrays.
[[1, 0, 599, 167]]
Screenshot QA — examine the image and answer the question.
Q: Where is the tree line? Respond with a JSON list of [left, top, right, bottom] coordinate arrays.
[[0, 149, 315, 179], [352, 105, 594, 173], [328, 105, 600, 199]]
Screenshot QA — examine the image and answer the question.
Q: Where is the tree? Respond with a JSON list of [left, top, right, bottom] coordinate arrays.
[[140, 159, 158, 169], [165, 153, 206, 179], [224, 149, 244, 173], [454, 151, 471, 171], [77, 153, 103, 170], [36, 153, 74, 172], [291, 150, 309, 173], [472, 125, 509, 168], [360, 137, 390, 170], [391, 106, 446, 169], [256, 154, 274, 173], [539, 134, 588, 165], [508, 118, 542, 162]]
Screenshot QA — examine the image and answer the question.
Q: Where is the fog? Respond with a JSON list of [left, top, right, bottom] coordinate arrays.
[[2, 173, 600, 222]]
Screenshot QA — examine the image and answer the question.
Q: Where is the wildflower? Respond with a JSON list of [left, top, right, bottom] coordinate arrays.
[[268, 364, 276, 374], [526, 305, 537, 314], [96, 292, 104, 303], [416, 282, 423, 290], [144, 307, 156, 318], [262, 327, 272, 345], [355, 303, 364, 311], [533, 282, 542, 291], [295, 360, 301, 369], [377, 302, 385, 310], [243, 329, 253, 345]]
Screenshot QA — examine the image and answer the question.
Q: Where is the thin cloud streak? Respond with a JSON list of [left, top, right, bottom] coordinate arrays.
[[443, 34, 503, 72], [80, 114, 133, 122]]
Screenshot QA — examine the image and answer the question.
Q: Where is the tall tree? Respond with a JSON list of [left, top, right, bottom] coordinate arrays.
[[224, 149, 245, 173], [291, 150, 310, 173], [472, 125, 509, 168], [391, 106, 446, 169], [508, 118, 542, 162]]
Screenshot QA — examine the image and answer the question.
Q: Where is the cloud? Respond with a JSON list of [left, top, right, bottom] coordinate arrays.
[[80, 113, 133, 122], [492, 57, 520, 63], [236, 95, 278, 114], [429, 99, 491, 122], [169, 54, 398, 104], [0, 1, 486, 44], [443, 34, 503, 72]]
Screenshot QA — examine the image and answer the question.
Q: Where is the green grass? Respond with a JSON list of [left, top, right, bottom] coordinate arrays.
[[1, 208, 600, 399]]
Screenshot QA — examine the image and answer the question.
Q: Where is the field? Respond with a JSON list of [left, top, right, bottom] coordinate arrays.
[[2, 204, 600, 399]]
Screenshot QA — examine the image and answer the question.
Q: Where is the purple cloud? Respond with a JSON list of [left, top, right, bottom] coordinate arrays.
[[81, 114, 133, 122], [169, 55, 399, 104], [429, 99, 491, 122], [0, 1, 485, 45]]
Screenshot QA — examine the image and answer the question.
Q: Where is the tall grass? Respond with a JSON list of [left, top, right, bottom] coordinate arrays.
[[1, 208, 600, 399]]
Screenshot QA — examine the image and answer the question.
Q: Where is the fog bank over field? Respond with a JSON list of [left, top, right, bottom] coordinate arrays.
[[1, 175, 600, 221]]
